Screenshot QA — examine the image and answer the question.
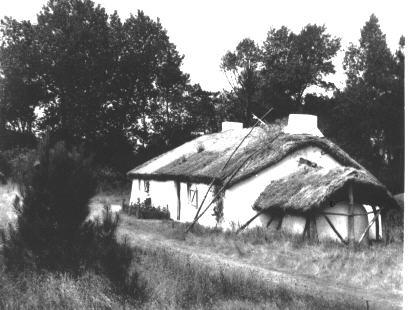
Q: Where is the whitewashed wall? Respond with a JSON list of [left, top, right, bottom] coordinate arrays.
[[178, 182, 218, 226], [316, 202, 369, 242], [129, 178, 218, 227], [221, 146, 341, 230], [363, 204, 383, 240], [130, 145, 383, 240]]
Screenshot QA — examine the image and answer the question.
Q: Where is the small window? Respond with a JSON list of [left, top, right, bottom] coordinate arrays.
[[187, 183, 198, 208], [144, 180, 150, 193]]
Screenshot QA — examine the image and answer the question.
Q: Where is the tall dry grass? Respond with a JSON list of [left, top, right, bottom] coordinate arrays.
[[0, 268, 138, 309], [121, 216, 403, 294], [134, 246, 364, 310]]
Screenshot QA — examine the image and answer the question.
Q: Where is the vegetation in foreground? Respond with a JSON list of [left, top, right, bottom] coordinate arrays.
[[0, 140, 144, 307], [0, 267, 139, 309], [120, 215, 403, 295], [0, 185, 403, 309], [134, 246, 365, 310]]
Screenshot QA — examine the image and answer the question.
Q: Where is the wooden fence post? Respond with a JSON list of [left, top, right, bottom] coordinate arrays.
[[348, 184, 355, 246]]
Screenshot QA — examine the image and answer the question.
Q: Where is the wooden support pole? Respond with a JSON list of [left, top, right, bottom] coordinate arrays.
[[236, 211, 264, 234], [303, 217, 310, 239], [323, 214, 348, 245], [358, 210, 380, 244], [310, 214, 318, 241], [266, 216, 275, 228], [371, 206, 380, 241], [186, 108, 274, 233], [348, 184, 355, 245], [276, 214, 284, 230]]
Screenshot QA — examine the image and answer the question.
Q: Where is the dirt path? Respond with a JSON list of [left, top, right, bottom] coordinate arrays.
[[117, 218, 402, 310]]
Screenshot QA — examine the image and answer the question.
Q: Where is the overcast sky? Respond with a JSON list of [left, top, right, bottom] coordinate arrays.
[[0, 0, 406, 92]]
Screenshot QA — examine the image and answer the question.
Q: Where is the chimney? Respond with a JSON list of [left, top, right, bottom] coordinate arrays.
[[221, 121, 243, 132], [283, 114, 323, 137]]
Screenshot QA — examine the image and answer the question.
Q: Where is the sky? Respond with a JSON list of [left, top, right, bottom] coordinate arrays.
[[0, 0, 407, 93]]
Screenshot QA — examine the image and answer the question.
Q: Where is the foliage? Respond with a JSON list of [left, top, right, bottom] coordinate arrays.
[[221, 25, 340, 123], [0, 140, 138, 299], [324, 14, 404, 193], [0, 0, 205, 169], [0, 270, 140, 309], [0, 147, 37, 187], [221, 38, 262, 126], [0, 18, 44, 134], [124, 201, 170, 220], [2, 140, 97, 271], [261, 25, 340, 110]]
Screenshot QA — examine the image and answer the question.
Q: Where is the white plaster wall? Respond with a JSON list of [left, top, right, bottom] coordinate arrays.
[[130, 179, 177, 215], [222, 146, 342, 230], [129, 178, 218, 226], [316, 202, 369, 242], [150, 180, 178, 215], [179, 182, 218, 227], [281, 215, 306, 235], [129, 179, 144, 204], [363, 204, 383, 240]]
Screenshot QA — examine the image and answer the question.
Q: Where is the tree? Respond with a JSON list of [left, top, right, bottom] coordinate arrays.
[[261, 25, 340, 115], [327, 14, 404, 193], [0, 17, 44, 134], [0, 1, 196, 170], [2, 140, 97, 271], [33, 0, 114, 145], [221, 38, 262, 126]]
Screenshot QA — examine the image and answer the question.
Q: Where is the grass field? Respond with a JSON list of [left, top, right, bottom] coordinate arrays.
[[120, 215, 403, 294], [0, 187, 403, 309]]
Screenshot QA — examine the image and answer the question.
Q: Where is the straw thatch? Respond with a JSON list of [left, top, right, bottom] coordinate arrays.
[[128, 120, 368, 188], [253, 166, 399, 213]]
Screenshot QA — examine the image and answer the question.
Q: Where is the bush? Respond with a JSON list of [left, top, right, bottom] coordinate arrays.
[[0, 147, 37, 186], [1, 140, 139, 299], [2, 141, 97, 271], [94, 165, 128, 192], [124, 201, 170, 220]]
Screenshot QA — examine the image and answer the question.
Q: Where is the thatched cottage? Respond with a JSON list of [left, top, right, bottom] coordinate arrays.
[[128, 114, 399, 243]]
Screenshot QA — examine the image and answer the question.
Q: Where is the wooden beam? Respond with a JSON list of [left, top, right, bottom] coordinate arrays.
[[319, 210, 376, 216], [266, 215, 275, 228], [348, 184, 355, 245], [358, 210, 380, 244], [303, 216, 310, 239], [371, 206, 380, 241], [236, 211, 264, 234], [310, 215, 318, 240], [186, 108, 274, 232], [276, 214, 284, 230], [323, 214, 348, 245]]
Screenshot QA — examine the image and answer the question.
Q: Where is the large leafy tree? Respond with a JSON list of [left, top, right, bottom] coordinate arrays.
[[221, 38, 262, 126], [0, 18, 44, 134], [34, 0, 114, 144], [327, 14, 404, 193], [0, 0, 199, 170], [261, 25, 340, 116], [221, 25, 341, 123]]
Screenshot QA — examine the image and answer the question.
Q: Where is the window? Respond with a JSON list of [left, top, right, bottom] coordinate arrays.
[[144, 180, 150, 193], [187, 183, 198, 208]]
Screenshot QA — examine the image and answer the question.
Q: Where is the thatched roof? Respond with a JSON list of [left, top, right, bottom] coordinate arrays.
[[128, 119, 370, 189], [253, 166, 399, 213]]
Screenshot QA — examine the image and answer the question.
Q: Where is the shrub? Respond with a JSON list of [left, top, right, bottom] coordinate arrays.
[[124, 201, 170, 220], [0, 147, 37, 186], [1, 140, 138, 291], [94, 165, 128, 192], [0, 152, 9, 184], [2, 141, 97, 272]]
